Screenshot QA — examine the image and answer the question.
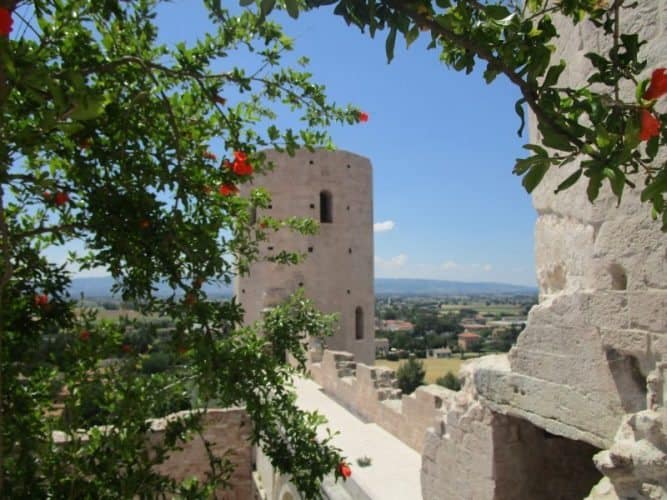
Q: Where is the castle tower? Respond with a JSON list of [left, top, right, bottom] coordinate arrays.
[[236, 149, 375, 365]]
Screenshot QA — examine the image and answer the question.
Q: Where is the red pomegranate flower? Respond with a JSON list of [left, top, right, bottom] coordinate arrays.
[[644, 68, 667, 100], [232, 160, 253, 176], [219, 183, 239, 196], [34, 294, 49, 307], [139, 219, 150, 229], [203, 151, 218, 161], [358, 111, 369, 123], [79, 330, 91, 341], [121, 344, 132, 353], [639, 109, 661, 141], [233, 151, 248, 163], [338, 462, 352, 479], [43, 190, 52, 201], [54, 191, 70, 207], [0, 8, 13, 37]]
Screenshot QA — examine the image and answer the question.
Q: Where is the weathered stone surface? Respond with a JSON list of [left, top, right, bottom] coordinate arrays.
[[421, 4, 667, 499], [593, 408, 667, 499], [585, 477, 620, 500]]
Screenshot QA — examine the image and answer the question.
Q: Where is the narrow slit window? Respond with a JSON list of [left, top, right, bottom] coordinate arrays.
[[355, 306, 364, 340], [320, 190, 333, 223]]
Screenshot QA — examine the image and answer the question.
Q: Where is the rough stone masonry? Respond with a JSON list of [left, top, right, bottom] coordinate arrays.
[[422, 2, 667, 498]]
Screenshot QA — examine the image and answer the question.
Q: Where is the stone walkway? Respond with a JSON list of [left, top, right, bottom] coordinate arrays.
[[294, 377, 422, 500]]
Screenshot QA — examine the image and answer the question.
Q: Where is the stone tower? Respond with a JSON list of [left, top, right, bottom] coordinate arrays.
[[236, 149, 375, 365]]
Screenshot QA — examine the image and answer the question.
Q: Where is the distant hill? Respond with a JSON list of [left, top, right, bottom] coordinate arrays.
[[70, 276, 536, 298], [374, 278, 537, 296], [68, 277, 233, 298]]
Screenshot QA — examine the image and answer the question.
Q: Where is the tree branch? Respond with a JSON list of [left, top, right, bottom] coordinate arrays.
[[391, 0, 586, 150]]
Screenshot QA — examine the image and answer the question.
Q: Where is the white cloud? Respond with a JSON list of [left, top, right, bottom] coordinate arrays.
[[375, 253, 408, 270], [374, 220, 395, 233], [441, 260, 459, 271], [483, 264, 493, 272]]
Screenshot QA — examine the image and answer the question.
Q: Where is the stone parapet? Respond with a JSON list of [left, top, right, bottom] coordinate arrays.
[[308, 349, 451, 453], [53, 408, 253, 499]]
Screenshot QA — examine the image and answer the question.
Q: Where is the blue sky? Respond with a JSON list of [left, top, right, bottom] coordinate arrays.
[[264, 5, 537, 286], [45, 2, 538, 286]]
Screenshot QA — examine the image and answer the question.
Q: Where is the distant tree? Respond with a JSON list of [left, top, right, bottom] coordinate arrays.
[[383, 309, 398, 320], [436, 372, 461, 391], [396, 358, 426, 395], [459, 308, 478, 318]]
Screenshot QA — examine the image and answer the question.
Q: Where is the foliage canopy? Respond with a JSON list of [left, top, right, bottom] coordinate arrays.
[[0, 0, 359, 497]]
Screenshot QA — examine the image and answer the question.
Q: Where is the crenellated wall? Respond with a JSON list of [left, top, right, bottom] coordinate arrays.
[[308, 349, 452, 453]]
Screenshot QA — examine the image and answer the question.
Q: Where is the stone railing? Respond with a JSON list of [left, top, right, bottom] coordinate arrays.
[[308, 349, 454, 453]]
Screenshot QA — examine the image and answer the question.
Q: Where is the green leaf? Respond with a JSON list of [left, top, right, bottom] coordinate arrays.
[[405, 26, 419, 48], [523, 144, 548, 157], [385, 28, 397, 63], [587, 172, 603, 202], [554, 168, 582, 193], [285, 0, 299, 19], [484, 4, 510, 19], [239, 0, 254, 5], [521, 159, 550, 193], [640, 171, 667, 203], [260, 0, 276, 16], [70, 95, 109, 121], [542, 61, 565, 88], [603, 167, 625, 201], [539, 122, 576, 151], [646, 136, 659, 159]]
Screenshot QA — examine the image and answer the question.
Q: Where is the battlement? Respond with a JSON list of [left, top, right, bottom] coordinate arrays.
[[308, 349, 456, 452]]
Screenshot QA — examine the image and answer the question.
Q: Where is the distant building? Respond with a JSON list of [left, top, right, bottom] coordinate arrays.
[[487, 319, 527, 328], [431, 347, 452, 358], [380, 320, 414, 332], [459, 320, 488, 331], [458, 331, 482, 351]]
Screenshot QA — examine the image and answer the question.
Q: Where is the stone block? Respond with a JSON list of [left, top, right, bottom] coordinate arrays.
[[628, 291, 667, 333]]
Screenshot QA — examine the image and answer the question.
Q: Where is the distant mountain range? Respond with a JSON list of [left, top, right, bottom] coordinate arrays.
[[68, 276, 536, 298], [374, 278, 536, 296]]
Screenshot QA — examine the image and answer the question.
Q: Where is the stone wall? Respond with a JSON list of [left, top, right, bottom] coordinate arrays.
[[308, 349, 451, 453], [54, 408, 253, 499], [420, 357, 605, 500], [152, 408, 253, 499], [422, 2, 667, 498], [494, 0, 667, 447]]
